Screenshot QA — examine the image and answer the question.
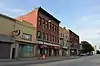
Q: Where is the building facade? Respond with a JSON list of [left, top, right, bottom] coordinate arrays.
[[17, 7, 60, 56], [68, 29, 79, 56], [0, 14, 36, 59], [14, 20, 36, 58], [59, 27, 69, 56]]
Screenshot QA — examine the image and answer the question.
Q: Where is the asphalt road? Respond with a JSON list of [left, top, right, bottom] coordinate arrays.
[[0, 56, 78, 66], [28, 55, 100, 66]]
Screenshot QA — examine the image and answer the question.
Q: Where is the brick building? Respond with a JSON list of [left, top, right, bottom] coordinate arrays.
[[59, 26, 69, 56], [17, 7, 60, 56], [68, 29, 79, 56]]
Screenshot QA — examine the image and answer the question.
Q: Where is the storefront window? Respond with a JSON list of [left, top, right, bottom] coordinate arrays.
[[19, 45, 34, 57], [22, 33, 32, 41]]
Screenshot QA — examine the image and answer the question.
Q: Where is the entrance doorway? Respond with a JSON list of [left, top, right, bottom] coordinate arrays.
[[49, 49, 51, 56], [12, 48, 15, 59], [40, 48, 44, 55]]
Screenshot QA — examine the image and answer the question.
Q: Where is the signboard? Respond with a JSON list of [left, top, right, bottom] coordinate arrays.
[[12, 30, 20, 36]]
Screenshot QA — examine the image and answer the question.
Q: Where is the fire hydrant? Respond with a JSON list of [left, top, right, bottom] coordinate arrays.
[[42, 54, 46, 60]]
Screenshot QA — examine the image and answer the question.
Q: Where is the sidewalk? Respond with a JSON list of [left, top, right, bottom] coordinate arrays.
[[0, 56, 78, 62], [0, 56, 79, 66]]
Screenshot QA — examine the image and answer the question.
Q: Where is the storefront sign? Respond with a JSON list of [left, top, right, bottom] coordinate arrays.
[[38, 44, 48, 48], [53, 46, 59, 49], [12, 30, 20, 36]]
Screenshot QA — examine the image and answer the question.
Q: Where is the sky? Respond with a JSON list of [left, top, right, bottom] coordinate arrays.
[[0, 0, 100, 49]]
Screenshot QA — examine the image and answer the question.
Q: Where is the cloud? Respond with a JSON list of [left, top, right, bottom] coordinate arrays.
[[0, 1, 26, 17], [11, 9, 25, 12], [72, 14, 100, 47]]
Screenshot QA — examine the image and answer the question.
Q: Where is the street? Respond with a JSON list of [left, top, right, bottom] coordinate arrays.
[[0, 55, 100, 66], [29, 55, 100, 66]]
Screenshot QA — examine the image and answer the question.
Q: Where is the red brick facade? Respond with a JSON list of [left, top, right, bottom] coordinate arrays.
[[17, 7, 60, 56], [69, 29, 79, 55]]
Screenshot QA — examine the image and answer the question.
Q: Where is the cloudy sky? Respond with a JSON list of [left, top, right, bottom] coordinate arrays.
[[0, 0, 100, 49]]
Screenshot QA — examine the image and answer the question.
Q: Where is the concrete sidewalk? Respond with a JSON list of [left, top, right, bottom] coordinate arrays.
[[0, 56, 78, 62], [0, 56, 79, 66]]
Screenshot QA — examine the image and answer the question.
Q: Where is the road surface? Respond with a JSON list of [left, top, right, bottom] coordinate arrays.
[[28, 55, 100, 66]]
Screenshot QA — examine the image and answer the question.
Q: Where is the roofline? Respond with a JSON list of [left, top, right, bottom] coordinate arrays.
[[0, 13, 16, 21], [36, 7, 61, 23], [68, 29, 79, 37], [0, 13, 36, 29]]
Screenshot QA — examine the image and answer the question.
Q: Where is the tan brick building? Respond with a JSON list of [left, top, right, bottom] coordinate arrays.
[[0, 14, 36, 59], [59, 26, 69, 56]]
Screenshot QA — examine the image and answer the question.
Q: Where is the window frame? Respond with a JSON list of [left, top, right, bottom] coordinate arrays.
[[42, 18, 45, 28], [22, 33, 32, 41], [37, 31, 41, 39], [38, 16, 42, 26]]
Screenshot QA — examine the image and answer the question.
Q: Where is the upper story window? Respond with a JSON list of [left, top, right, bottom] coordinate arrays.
[[38, 16, 42, 25], [63, 34, 64, 38], [47, 34, 49, 41], [66, 35, 67, 39], [41, 32, 45, 40], [53, 25, 54, 31], [63, 41, 64, 46], [48, 22, 51, 30], [58, 39, 59, 43], [49, 35, 51, 41], [56, 28, 58, 33], [45, 33, 48, 40], [52, 36, 54, 42], [37, 31, 41, 39], [61, 33, 62, 37], [50, 35, 52, 41], [42, 18, 45, 28], [45, 21, 48, 29], [45, 33, 49, 41], [55, 25, 56, 32], [52, 24, 54, 31], [22, 33, 32, 41], [55, 37, 57, 42]]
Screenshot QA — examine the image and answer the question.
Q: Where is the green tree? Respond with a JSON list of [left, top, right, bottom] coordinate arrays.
[[81, 41, 94, 53]]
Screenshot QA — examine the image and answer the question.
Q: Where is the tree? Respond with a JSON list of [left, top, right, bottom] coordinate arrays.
[[81, 41, 94, 53], [96, 50, 100, 54]]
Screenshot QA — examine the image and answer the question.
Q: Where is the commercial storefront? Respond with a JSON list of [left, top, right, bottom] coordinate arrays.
[[37, 44, 59, 57], [0, 34, 13, 59], [62, 48, 68, 56], [18, 42, 35, 58], [0, 42, 11, 59]]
